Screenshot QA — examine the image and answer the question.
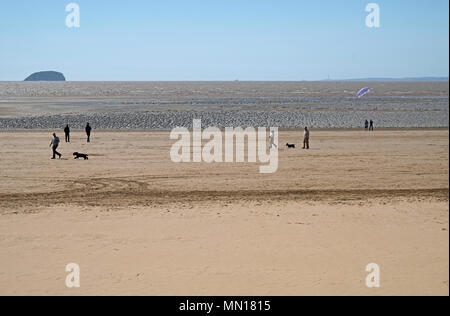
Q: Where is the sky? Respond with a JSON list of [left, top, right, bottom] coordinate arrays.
[[0, 0, 448, 81]]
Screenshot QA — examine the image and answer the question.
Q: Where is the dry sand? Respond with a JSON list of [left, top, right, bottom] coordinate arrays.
[[0, 129, 448, 296]]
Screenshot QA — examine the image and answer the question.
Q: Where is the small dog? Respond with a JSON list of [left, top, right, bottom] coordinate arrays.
[[286, 143, 296, 149], [73, 152, 89, 160]]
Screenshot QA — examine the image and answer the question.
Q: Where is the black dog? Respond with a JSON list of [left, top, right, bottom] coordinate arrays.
[[73, 152, 89, 160], [286, 143, 296, 149]]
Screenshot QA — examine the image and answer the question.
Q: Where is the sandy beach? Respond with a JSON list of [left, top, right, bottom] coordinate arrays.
[[2, 0, 449, 300], [0, 129, 448, 296]]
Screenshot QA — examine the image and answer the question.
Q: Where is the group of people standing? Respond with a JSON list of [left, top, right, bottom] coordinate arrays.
[[50, 123, 92, 159], [365, 120, 375, 131]]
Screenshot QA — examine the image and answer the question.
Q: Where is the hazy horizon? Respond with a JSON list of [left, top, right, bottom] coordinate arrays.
[[2, 77, 449, 83]]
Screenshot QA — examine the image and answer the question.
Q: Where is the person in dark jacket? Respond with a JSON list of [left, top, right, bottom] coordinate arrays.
[[303, 127, 310, 150], [64, 125, 70, 142], [85, 123, 92, 143], [49, 133, 62, 159]]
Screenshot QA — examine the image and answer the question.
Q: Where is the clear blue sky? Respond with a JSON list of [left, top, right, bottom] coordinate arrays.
[[0, 0, 448, 81]]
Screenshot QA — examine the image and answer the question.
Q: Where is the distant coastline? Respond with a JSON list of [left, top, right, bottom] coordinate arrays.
[[1, 76, 448, 83], [322, 77, 449, 82]]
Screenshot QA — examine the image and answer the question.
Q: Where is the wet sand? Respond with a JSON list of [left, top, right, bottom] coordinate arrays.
[[0, 129, 448, 295], [0, 82, 448, 129]]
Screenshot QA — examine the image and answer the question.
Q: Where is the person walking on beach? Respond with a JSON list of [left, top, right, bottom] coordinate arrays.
[[369, 120, 374, 131], [85, 123, 92, 143], [64, 124, 70, 142], [49, 133, 62, 159], [365, 120, 369, 131], [269, 130, 277, 149], [303, 127, 310, 150]]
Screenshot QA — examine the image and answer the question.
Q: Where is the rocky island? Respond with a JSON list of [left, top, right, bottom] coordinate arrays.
[[24, 71, 66, 82]]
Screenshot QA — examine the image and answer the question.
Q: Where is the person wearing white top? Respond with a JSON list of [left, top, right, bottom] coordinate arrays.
[[269, 130, 277, 149]]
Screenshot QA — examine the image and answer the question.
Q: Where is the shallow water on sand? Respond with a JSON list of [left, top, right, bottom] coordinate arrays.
[[0, 82, 448, 129]]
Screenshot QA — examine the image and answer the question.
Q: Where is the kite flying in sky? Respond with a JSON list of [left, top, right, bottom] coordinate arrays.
[[357, 87, 370, 98]]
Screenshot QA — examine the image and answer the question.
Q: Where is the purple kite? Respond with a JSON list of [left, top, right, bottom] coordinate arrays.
[[357, 87, 370, 98]]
